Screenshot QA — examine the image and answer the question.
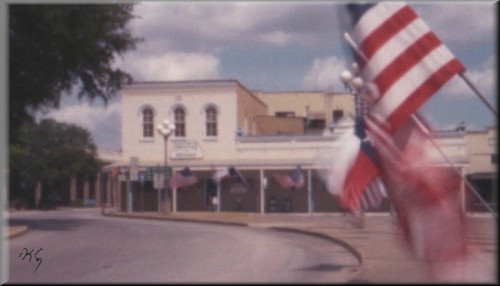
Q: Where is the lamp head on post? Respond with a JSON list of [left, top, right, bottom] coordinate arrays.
[[157, 119, 176, 138], [340, 70, 353, 92], [340, 67, 365, 94]]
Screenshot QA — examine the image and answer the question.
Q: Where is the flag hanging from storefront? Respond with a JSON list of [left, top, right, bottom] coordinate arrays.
[[212, 166, 247, 186], [169, 167, 198, 189], [273, 165, 305, 190]]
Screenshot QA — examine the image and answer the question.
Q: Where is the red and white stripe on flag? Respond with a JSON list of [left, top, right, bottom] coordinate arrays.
[[339, 148, 380, 211], [353, 2, 465, 133], [359, 177, 387, 211], [273, 174, 305, 189], [169, 169, 198, 189]]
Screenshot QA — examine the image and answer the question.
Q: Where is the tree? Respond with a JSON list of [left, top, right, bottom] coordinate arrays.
[[9, 119, 104, 208], [9, 4, 141, 142]]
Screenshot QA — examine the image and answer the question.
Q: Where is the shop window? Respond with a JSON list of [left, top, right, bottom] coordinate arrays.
[[308, 119, 325, 130], [275, 111, 295, 117], [332, 109, 344, 123]]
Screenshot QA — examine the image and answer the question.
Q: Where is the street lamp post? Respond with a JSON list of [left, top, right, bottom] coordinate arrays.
[[157, 119, 176, 214]]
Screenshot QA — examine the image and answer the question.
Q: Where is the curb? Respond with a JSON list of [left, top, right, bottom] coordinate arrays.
[[104, 212, 249, 227], [270, 226, 362, 264], [105, 212, 363, 265], [7, 225, 29, 239]]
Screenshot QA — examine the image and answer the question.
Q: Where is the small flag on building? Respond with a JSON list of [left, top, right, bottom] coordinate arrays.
[[212, 166, 247, 186], [273, 166, 305, 190], [169, 167, 198, 189]]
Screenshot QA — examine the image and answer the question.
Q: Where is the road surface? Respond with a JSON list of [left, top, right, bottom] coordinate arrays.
[[7, 209, 359, 283]]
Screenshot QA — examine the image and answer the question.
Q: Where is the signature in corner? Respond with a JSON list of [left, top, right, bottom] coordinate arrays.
[[19, 247, 43, 273]]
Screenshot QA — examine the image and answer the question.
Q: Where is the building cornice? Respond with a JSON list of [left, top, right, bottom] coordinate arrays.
[[122, 79, 243, 91]]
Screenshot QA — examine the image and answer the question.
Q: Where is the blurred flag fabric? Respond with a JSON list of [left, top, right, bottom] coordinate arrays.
[[334, 1, 470, 273], [273, 166, 305, 189], [366, 114, 467, 264], [338, 117, 384, 211], [169, 167, 198, 189], [212, 166, 248, 186]]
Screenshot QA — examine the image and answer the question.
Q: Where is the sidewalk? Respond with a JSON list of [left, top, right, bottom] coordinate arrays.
[[107, 210, 497, 284], [5, 225, 29, 239]]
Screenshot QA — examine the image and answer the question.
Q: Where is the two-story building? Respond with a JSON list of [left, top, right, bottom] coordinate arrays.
[[93, 79, 484, 215]]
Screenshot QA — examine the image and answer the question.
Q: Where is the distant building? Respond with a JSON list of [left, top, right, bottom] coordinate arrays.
[[464, 126, 497, 212], [94, 79, 493, 214]]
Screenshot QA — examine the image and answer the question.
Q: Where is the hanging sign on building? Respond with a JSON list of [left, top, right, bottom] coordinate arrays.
[[171, 141, 203, 159], [153, 174, 164, 189], [118, 166, 129, 182]]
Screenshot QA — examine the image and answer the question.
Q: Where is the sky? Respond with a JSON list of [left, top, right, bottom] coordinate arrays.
[[37, 1, 497, 153]]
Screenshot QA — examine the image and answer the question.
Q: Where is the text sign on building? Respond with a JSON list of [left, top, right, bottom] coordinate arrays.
[[171, 141, 203, 159], [118, 166, 129, 182], [147, 166, 172, 178], [153, 174, 164, 189]]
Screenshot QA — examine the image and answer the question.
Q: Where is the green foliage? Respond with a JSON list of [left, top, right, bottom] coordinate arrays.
[[9, 4, 141, 142], [9, 119, 104, 205]]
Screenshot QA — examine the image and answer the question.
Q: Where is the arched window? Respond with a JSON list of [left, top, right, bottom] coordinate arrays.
[[142, 108, 154, 138], [174, 107, 186, 137], [206, 106, 218, 137]]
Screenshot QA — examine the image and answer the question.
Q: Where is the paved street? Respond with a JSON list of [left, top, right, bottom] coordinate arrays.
[[105, 209, 498, 283], [7, 209, 359, 283], [6, 208, 497, 283]]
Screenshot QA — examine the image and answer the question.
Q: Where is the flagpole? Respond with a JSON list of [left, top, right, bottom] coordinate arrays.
[[459, 72, 498, 118], [343, 31, 497, 219]]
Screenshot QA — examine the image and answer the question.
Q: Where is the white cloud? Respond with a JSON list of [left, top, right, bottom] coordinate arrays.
[[117, 51, 221, 82], [416, 4, 494, 48], [301, 56, 349, 92], [258, 31, 293, 46], [130, 2, 340, 52], [40, 101, 121, 151]]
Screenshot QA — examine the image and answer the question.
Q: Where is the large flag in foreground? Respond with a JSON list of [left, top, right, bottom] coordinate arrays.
[[347, 2, 465, 134], [366, 114, 466, 261], [332, 2, 475, 280]]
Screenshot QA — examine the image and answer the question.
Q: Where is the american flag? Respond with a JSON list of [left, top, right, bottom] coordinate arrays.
[[212, 166, 247, 186], [359, 177, 387, 211], [347, 2, 465, 134], [169, 167, 198, 189], [365, 113, 466, 263], [339, 2, 469, 267], [339, 117, 383, 211], [273, 166, 305, 189]]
